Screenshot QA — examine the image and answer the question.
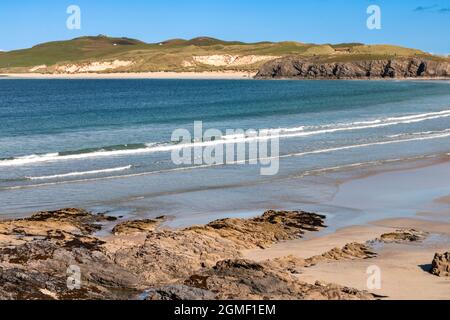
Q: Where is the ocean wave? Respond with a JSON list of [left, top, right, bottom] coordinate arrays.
[[2, 109, 450, 167], [58, 144, 149, 156], [5, 127, 450, 191], [275, 128, 450, 160], [25, 165, 132, 181], [387, 128, 450, 138], [317, 109, 450, 129]]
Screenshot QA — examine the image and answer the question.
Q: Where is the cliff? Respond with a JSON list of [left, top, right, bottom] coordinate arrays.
[[255, 57, 450, 79]]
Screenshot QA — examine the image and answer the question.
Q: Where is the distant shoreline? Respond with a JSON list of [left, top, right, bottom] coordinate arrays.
[[0, 71, 257, 80], [2, 72, 450, 81]]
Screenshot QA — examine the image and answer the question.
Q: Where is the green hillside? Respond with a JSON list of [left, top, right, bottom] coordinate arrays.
[[0, 35, 446, 73]]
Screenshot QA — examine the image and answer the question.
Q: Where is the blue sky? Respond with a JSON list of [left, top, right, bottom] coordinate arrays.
[[1, 0, 449, 54]]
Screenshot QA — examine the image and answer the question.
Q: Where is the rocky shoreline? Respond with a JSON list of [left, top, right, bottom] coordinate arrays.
[[0, 208, 448, 300], [255, 57, 450, 79]]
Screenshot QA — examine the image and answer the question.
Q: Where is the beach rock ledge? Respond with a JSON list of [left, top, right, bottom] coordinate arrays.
[[0, 208, 378, 300]]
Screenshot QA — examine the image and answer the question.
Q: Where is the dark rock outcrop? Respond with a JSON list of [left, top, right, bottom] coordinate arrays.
[[111, 210, 326, 284], [144, 285, 217, 300], [303, 243, 377, 267], [0, 208, 375, 300], [112, 216, 166, 235], [431, 252, 450, 277], [0, 209, 142, 300], [187, 210, 326, 249], [146, 259, 376, 300], [255, 57, 450, 79], [375, 229, 428, 243], [265, 242, 377, 274]]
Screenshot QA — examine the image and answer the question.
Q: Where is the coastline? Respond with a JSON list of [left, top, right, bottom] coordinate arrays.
[[2, 72, 450, 81], [244, 218, 450, 300], [239, 156, 450, 300], [0, 71, 257, 80], [0, 151, 449, 299], [1, 77, 450, 299]]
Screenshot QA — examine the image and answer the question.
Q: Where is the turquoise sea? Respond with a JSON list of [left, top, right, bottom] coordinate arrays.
[[1, 79, 450, 223]]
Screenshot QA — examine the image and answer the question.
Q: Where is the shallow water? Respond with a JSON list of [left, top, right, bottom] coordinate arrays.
[[1, 79, 450, 223]]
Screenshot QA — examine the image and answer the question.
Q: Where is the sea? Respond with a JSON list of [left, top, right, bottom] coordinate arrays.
[[1, 79, 450, 226]]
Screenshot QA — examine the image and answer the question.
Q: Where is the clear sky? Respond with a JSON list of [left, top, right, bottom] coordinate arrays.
[[1, 0, 449, 54]]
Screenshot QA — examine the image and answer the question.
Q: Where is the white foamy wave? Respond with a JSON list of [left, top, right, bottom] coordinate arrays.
[[318, 109, 450, 129], [216, 109, 450, 141], [26, 165, 132, 180], [2, 109, 450, 167], [188, 128, 450, 166], [5, 128, 450, 191], [388, 128, 450, 138], [277, 128, 450, 160]]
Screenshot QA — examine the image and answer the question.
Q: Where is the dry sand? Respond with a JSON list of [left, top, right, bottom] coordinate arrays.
[[299, 239, 450, 300]]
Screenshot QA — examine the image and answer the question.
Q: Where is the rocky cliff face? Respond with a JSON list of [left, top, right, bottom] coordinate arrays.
[[255, 57, 450, 79]]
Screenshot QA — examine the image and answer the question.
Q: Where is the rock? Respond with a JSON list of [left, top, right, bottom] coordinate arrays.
[[147, 259, 376, 300], [112, 217, 166, 235], [265, 255, 306, 274], [0, 208, 115, 245], [304, 243, 377, 267], [430, 252, 450, 277], [111, 209, 325, 284], [1, 208, 373, 300], [376, 229, 428, 243], [144, 285, 216, 300], [255, 57, 450, 79], [187, 210, 326, 249], [0, 209, 142, 300], [265, 243, 377, 273], [110, 227, 242, 284]]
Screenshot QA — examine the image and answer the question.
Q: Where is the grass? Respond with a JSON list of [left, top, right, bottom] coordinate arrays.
[[0, 35, 447, 73]]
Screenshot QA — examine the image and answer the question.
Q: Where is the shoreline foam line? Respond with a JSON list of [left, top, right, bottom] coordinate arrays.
[[1, 109, 450, 167], [26, 165, 132, 180], [4, 129, 450, 191]]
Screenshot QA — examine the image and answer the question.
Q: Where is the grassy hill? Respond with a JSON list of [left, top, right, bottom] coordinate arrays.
[[0, 35, 447, 73]]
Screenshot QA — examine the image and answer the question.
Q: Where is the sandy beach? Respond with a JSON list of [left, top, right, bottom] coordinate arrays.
[[0, 151, 449, 299], [0, 71, 257, 80], [241, 157, 450, 300], [244, 219, 450, 300]]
